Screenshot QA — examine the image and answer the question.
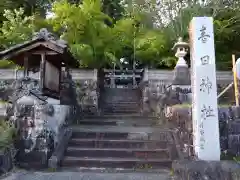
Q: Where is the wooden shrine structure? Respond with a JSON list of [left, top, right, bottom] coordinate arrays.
[[0, 28, 78, 100]]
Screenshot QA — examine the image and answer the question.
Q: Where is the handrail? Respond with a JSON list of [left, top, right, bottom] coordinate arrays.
[[217, 82, 233, 99], [172, 128, 185, 160]]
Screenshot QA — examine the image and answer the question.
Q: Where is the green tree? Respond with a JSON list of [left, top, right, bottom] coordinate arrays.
[[102, 0, 125, 26], [0, 0, 52, 24], [155, 0, 240, 70], [124, 0, 158, 29], [135, 29, 171, 67], [66, 0, 125, 26], [111, 16, 170, 68], [0, 8, 37, 68], [0, 8, 35, 49], [51, 0, 118, 68], [50, 0, 170, 69]]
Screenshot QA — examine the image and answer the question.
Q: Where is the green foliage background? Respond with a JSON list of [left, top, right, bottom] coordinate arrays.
[[0, 0, 239, 70]]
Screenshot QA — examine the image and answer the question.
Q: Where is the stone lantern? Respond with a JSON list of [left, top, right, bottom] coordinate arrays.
[[171, 37, 191, 103], [173, 37, 188, 67]]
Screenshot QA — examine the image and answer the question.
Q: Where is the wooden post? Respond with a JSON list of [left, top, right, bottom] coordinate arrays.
[[40, 53, 46, 91], [232, 54, 239, 106], [24, 55, 29, 77]]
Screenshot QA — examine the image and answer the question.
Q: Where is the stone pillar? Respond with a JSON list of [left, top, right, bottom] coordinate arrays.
[[172, 37, 191, 103], [190, 17, 220, 160], [143, 67, 148, 82], [141, 67, 149, 114]]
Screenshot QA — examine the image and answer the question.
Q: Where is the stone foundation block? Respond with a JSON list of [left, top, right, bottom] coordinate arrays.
[[172, 160, 240, 180], [48, 128, 72, 168]]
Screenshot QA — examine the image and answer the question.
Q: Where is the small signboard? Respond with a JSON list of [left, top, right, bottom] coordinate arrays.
[[42, 60, 61, 99]]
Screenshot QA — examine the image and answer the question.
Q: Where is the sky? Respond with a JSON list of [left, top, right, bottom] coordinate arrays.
[[46, 11, 55, 19]]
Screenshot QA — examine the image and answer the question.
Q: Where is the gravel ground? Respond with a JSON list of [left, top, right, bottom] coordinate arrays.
[[1, 170, 172, 180]]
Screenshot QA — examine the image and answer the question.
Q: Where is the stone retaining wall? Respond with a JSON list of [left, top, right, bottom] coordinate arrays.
[[0, 146, 15, 175], [0, 68, 235, 115], [141, 69, 235, 115], [172, 160, 240, 180], [73, 69, 98, 115], [0, 69, 233, 81], [165, 106, 240, 157], [0, 69, 99, 115]]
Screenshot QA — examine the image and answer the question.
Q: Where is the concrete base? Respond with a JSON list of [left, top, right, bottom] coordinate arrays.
[[172, 160, 240, 180], [48, 128, 72, 168], [0, 147, 14, 175]]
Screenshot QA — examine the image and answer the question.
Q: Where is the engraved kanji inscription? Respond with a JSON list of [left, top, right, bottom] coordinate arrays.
[[199, 126, 205, 150], [199, 122, 204, 128], [200, 136, 205, 143], [201, 105, 215, 120], [198, 25, 210, 43], [200, 55, 210, 65], [200, 77, 212, 94], [200, 139, 205, 150], [200, 144, 204, 150]]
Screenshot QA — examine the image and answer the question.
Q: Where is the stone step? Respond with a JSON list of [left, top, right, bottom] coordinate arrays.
[[102, 92, 140, 102], [70, 126, 173, 142], [102, 102, 140, 106], [7, 171, 172, 179], [101, 111, 140, 114], [102, 107, 139, 110], [102, 88, 140, 94], [61, 125, 175, 170], [103, 105, 140, 108], [71, 125, 172, 133], [102, 105, 140, 109], [103, 100, 140, 103], [68, 139, 169, 149], [103, 97, 140, 100], [82, 114, 155, 119], [103, 93, 140, 96], [75, 119, 158, 126], [65, 147, 171, 159], [103, 101, 140, 105], [59, 167, 171, 173], [61, 157, 172, 169], [101, 108, 140, 113], [103, 91, 140, 95], [103, 101, 140, 104]]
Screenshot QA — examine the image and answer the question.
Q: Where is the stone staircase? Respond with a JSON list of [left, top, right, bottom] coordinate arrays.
[[60, 87, 179, 171], [61, 115, 179, 170], [100, 88, 141, 114]]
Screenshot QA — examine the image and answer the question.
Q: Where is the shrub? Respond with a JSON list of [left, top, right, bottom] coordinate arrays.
[[0, 120, 16, 151]]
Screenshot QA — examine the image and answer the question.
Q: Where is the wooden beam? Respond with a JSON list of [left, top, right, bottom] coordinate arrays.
[[23, 55, 29, 76], [40, 53, 46, 91], [217, 82, 233, 99], [2, 42, 42, 60], [232, 54, 239, 106], [42, 42, 64, 54], [31, 51, 58, 55], [1, 42, 64, 61]]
